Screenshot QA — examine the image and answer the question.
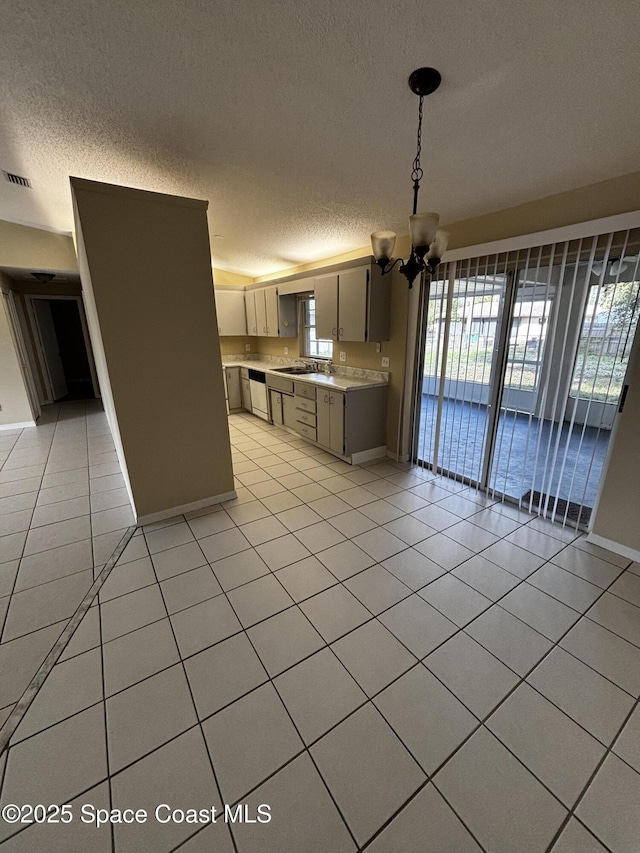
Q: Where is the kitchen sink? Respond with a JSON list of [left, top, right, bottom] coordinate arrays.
[[272, 366, 318, 375]]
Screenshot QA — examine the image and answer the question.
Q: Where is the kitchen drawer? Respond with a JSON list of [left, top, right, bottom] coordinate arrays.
[[240, 368, 249, 379], [267, 374, 295, 394], [296, 422, 317, 442], [295, 397, 316, 414], [294, 382, 316, 400], [297, 409, 316, 427]]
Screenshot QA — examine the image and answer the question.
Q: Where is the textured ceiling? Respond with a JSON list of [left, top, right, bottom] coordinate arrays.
[[1, 0, 639, 276]]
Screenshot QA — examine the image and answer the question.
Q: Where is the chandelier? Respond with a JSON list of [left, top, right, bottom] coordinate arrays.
[[371, 67, 449, 288]]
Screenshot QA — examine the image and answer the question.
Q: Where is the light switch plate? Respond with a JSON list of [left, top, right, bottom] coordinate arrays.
[[245, 344, 250, 351], [375, 342, 381, 353], [381, 356, 390, 368], [339, 351, 346, 362], [284, 347, 289, 355]]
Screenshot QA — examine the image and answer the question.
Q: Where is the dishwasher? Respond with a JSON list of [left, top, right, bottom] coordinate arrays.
[[248, 369, 269, 421]]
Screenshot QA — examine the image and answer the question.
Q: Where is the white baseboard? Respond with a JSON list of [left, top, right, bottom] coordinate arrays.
[[0, 420, 36, 432], [352, 446, 387, 464], [586, 533, 640, 565], [136, 490, 237, 527]]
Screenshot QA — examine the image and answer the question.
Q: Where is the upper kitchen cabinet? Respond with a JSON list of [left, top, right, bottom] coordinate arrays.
[[315, 264, 390, 342], [214, 288, 247, 336], [245, 289, 258, 335], [245, 285, 297, 338], [245, 287, 275, 336]]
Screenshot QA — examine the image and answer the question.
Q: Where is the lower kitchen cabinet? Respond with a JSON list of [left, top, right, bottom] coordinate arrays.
[[241, 369, 251, 411], [281, 392, 300, 431], [312, 385, 387, 460], [317, 390, 345, 455], [264, 371, 388, 462], [223, 366, 242, 410]]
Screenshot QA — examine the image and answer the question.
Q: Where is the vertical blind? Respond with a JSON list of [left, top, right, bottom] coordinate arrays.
[[414, 227, 640, 528]]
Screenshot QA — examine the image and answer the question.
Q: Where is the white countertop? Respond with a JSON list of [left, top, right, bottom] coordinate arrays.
[[222, 361, 389, 392]]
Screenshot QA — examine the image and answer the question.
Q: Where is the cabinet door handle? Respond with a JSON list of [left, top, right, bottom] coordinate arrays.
[[323, 394, 329, 403], [338, 327, 344, 336], [263, 326, 267, 333], [332, 327, 337, 337], [329, 396, 334, 405]]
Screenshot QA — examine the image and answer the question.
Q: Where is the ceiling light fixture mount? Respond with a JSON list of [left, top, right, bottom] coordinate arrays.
[[31, 272, 55, 283], [371, 67, 448, 288]]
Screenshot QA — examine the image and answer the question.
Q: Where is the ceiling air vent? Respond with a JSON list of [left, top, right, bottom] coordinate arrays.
[[3, 171, 31, 188]]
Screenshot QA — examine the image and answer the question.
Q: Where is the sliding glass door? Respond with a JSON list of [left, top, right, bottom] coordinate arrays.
[[416, 257, 510, 485], [415, 228, 640, 528]]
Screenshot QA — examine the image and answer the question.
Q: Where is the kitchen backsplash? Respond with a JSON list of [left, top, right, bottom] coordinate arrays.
[[222, 353, 390, 383]]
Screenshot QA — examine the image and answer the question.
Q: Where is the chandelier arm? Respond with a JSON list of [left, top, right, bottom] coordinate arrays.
[[378, 257, 405, 276]]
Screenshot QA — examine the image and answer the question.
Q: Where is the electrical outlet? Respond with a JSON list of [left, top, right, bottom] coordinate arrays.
[[375, 342, 381, 353], [284, 347, 289, 355], [339, 351, 346, 362], [245, 343, 250, 352], [381, 356, 390, 368]]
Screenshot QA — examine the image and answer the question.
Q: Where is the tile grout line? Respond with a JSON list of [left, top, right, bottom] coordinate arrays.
[[210, 445, 492, 851], [0, 406, 63, 643], [215, 560, 362, 851], [0, 525, 136, 755], [543, 667, 640, 850], [359, 549, 636, 852], [141, 526, 241, 853], [144, 514, 361, 851], [96, 545, 117, 853]]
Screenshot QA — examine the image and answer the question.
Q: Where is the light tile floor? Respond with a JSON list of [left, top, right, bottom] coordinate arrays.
[[0, 402, 134, 734], [1, 410, 640, 851]]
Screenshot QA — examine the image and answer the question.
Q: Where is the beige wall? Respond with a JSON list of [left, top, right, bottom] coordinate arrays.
[[0, 219, 77, 273], [445, 172, 640, 250], [219, 335, 257, 356], [0, 272, 34, 426], [213, 269, 253, 287], [71, 178, 234, 522], [590, 334, 640, 556]]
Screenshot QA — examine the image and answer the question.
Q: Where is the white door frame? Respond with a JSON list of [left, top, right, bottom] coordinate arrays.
[[25, 294, 100, 402], [2, 291, 41, 421]]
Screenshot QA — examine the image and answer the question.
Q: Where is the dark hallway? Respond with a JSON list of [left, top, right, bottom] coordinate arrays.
[[48, 299, 95, 400]]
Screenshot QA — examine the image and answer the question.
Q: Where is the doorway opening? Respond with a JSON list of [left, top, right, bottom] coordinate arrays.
[[414, 228, 640, 529], [27, 296, 99, 403]]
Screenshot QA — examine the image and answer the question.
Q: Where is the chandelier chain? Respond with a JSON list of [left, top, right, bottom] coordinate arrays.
[[411, 95, 424, 186]]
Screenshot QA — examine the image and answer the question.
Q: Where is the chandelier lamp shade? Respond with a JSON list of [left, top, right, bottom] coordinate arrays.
[[371, 67, 449, 287]]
